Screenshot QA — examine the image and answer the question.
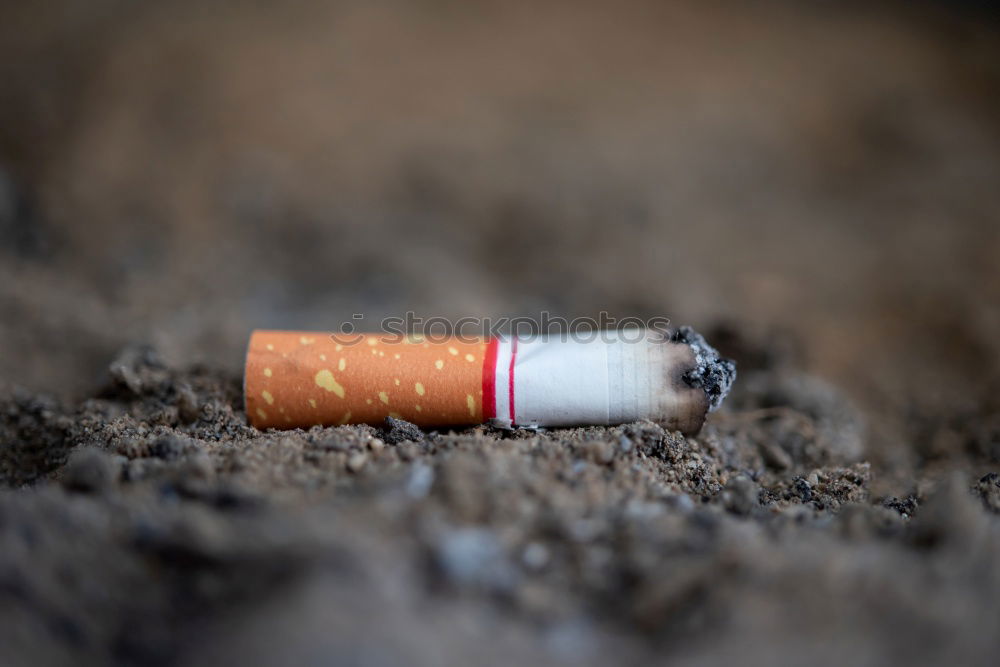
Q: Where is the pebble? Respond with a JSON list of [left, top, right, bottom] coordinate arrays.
[[382, 417, 425, 445], [346, 452, 368, 472], [176, 384, 200, 423]]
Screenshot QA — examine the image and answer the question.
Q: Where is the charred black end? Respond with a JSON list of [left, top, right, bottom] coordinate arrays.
[[671, 326, 737, 412]]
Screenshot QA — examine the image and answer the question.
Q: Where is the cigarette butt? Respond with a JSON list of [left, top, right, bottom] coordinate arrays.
[[244, 327, 734, 435]]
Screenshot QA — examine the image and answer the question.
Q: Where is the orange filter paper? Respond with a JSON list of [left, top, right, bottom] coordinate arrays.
[[245, 331, 488, 429]]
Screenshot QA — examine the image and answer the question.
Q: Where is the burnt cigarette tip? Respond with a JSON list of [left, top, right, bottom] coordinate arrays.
[[672, 326, 737, 412]]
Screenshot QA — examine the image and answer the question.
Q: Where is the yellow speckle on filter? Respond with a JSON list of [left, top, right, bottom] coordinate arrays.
[[338, 358, 346, 371], [394, 353, 401, 359], [435, 359, 444, 370], [448, 347, 459, 356], [415, 382, 425, 396], [338, 411, 352, 425], [366, 398, 373, 405], [320, 354, 327, 361], [379, 391, 390, 405], [367, 337, 378, 346], [378, 350, 385, 357], [308, 399, 317, 408], [264, 367, 272, 377], [335, 344, 343, 352], [465, 353, 475, 362], [466, 394, 475, 416], [415, 405, 422, 412], [405, 334, 424, 344], [266, 344, 274, 351], [314, 369, 345, 398], [300, 336, 315, 345], [256, 408, 268, 420], [394, 378, 400, 386], [261, 390, 274, 405], [371, 349, 377, 355], [389, 411, 402, 419]]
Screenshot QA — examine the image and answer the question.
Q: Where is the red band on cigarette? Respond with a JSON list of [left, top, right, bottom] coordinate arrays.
[[482, 337, 499, 420], [508, 336, 518, 423]]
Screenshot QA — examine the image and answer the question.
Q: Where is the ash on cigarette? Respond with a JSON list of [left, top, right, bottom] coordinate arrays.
[[3, 1, 1000, 665], [672, 326, 737, 411]]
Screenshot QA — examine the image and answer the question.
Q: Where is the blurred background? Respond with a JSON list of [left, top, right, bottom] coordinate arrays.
[[2, 1, 1000, 664], [2, 0, 999, 409]]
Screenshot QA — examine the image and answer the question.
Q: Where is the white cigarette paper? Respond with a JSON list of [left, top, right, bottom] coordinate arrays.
[[485, 327, 735, 434]]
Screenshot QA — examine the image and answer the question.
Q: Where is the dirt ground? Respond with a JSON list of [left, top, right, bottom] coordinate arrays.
[[1, 1, 1000, 665]]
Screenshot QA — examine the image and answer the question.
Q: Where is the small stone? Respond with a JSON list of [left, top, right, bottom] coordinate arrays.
[[382, 417, 425, 445], [346, 452, 368, 472], [792, 476, 813, 503], [881, 495, 918, 518], [176, 384, 200, 423]]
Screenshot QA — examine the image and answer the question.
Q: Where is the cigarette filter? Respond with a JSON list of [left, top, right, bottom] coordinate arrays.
[[245, 327, 735, 435]]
